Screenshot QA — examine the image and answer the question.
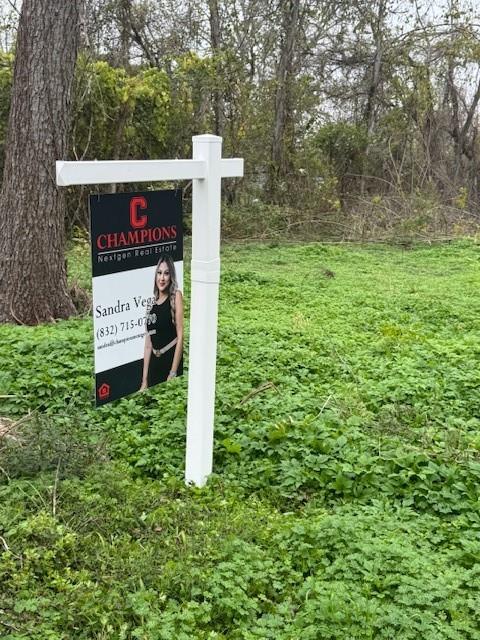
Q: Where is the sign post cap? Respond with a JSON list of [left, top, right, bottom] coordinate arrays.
[[192, 134, 222, 144]]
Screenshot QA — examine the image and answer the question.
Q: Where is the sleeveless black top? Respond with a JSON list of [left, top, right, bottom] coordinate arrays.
[[146, 298, 177, 350], [145, 297, 182, 386]]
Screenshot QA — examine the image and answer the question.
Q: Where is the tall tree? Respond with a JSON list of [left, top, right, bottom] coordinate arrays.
[[0, 0, 83, 324], [268, 0, 300, 198], [443, 2, 480, 185], [208, 0, 224, 136], [359, 0, 388, 194]]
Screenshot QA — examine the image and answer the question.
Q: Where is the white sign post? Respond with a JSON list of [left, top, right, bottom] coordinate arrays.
[[57, 134, 244, 487]]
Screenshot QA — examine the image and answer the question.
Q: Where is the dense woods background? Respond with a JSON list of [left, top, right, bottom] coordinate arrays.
[[1, 0, 480, 240]]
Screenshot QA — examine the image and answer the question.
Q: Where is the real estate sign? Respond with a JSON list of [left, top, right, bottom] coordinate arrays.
[[90, 190, 183, 405]]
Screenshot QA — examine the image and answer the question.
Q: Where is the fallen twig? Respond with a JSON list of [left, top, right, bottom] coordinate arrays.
[[238, 381, 278, 406], [52, 459, 61, 517]]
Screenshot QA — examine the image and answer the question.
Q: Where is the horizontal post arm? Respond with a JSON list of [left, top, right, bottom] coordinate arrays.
[[56, 159, 207, 186], [56, 158, 243, 187], [220, 158, 244, 178]]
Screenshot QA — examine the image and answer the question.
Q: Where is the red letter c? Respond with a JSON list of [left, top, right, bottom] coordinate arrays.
[[130, 196, 148, 229]]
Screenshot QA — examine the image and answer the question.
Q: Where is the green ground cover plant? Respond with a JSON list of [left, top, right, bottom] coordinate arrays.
[[0, 239, 479, 639]]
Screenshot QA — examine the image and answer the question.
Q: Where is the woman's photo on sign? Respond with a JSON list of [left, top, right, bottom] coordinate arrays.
[[140, 256, 183, 390]]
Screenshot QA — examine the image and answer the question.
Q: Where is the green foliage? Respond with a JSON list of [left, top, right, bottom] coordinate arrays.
[[165, 53, 216, 157], [0, 410, 107, 480], [72, 59, 170, 162], [1, 240, 480, 638], [222, 202, 297, 238], [71, 53, 222, 166], [0, 51, 13, 176], [311, 122, 368, 179]]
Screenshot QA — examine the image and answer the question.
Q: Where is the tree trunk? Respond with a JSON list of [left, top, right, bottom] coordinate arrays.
[[446, 57, 462, 183], [360, 0, 386, 195], [268, 0, 300, 200], [0, 0, 82, 324], [209, 0, 224, 137]]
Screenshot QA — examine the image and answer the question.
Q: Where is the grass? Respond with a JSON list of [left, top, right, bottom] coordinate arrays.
[[0, 238, 479, 639]]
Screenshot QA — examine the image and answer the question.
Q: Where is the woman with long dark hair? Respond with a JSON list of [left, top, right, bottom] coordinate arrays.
[[140, 256, 183, 389]]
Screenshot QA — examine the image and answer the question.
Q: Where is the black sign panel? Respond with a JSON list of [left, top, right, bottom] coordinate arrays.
[[90, 190, 183, 276]]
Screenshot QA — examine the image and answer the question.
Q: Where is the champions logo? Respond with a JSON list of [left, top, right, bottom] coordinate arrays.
[[96, 196, 177, 250]]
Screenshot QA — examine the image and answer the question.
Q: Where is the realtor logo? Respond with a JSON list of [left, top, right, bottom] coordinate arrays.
[[130, 196, 148, 229], [98, 383, 110, 400]]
